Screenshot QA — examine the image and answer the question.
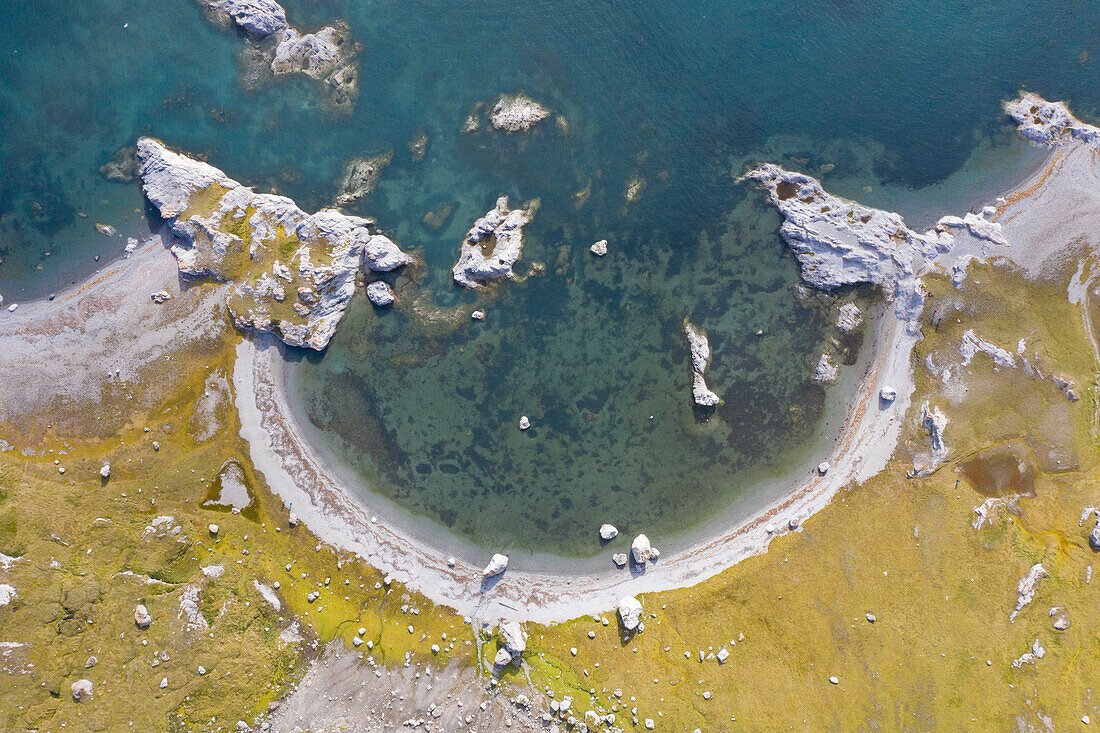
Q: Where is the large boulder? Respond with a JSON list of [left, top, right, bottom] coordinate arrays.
[[618, 596, 643, 631], [134, 604, 152, 628], [599, 524, 618, 541], [631, 534, 652, 565], [482, 553, 509, 579], [71, 679, 94, 701]]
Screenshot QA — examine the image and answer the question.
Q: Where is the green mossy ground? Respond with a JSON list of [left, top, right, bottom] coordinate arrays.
[[2, 257, 1100, 731]]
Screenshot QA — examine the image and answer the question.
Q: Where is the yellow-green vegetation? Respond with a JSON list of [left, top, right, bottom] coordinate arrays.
[[3, 254, 1100, 731]]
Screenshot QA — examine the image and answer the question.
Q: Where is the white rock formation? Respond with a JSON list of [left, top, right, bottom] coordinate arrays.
[[599, 523, 618, 540], [0, 583, 16, 607], [618, 595, 643, 631], [631, 534, 653, 565], [499, 620, 527, 663], [590, 239, 608, 256], [612, 552, 627, 567], [1010, 563, 1048, 622], [482, 553, 509, 579], [137, 138, 412, 350], [1005, 92, 1100, 148], [198, 0, 288, 37], [489, 94, 551, 132], [494, 647, 513, 666], [813, 353, 839, 384], [683, 320, 720, 406], [879, 386, 897, 403], [270, 24, 359, 108], [920, 401, 948, 459], [71, 679, 94, 701], [99, 462, 110, 479], [134, 604, 152, 628], [150, 290, 171, 304], [742, 164, 1008, 334], [836, 302, 863, 332], [960, 329, 1016, 368], [366, 281, 395, 307], [518, 416, 531, 430], [453, 196, 534, 288]]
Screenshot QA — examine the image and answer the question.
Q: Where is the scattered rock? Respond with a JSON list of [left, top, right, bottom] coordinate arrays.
[[631, 534, 653, 565], [288, 512, 298, 527], [71, 679, 94, 701], [134, 604, 152, 628], [866, 613, 876, 623], [453, 196, 536, 288], [590, 240, 608, 257], [493, 647, 513, 666], [489, 94, 551, 132], [208, 523, 220, 536], [366, 281, 395, 307], [84, 655, 97, 669], [829, 676, 839, 685], [99, 462, 110, 479], [482, 553, 508, 579], [612, 553, 628, 568], [1050, 606, 1070, 630], [618, 595, 643, 631], [1090, 525, 1100, 551], [920, 401, 949, 460], [599, 524, 618, 541], [150, 290, 171, 304], [716, 648, 729, 663]]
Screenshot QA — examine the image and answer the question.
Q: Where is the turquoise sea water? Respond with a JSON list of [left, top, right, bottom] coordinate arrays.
[[2, 0, 1098, 556]]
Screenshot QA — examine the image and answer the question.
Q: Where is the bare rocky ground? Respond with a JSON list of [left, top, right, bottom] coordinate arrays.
[[267, 642, 546, 733]]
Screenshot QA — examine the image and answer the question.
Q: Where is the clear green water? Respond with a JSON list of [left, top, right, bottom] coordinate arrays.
[[2, 0, 1097, 555]]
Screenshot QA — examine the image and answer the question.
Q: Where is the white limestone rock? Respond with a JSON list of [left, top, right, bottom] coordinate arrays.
[[618, 596, 643, 631], [482, 553, 508, 579], [366, 281, 395, 307], [631, 534, 652, 565], [836, 302, 863, 332], [99, 462, 111, 479], [1010, 563, 1048, 622], [879, 386, 897, 403], [499, 621, 527, 656], [590, 239, 608, 256], [920, 401, 948, 459], [453, 196, 535, 288], [960, 329, 1016, 368], [137, 138, 411, 351], [198, 0, 288, 37], [612, 552, 628, 567], [683, 319, 720, 406], [599, 524, 618, 541], [813, 353, 839, 384], [134, 604, 152, 628], [270, 24, 360, 109], [489, 94, 551, 132], [518, 416, 531, 430], [150, 290, 171, 304], [494, 647, 513, 666], [71, 679, 94, 701], [0, 583, 16, 607], [1005, 92, 1100, 149]]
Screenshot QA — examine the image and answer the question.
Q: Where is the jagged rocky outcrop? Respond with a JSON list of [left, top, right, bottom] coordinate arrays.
[[742, 165, 1007, 334], [489, 94, 552, 132], [453, 196, 536, 288], [920, 401, 948, 460], [195, 0, 288, 37], [271, 23, 360, 109], [137, 137, 412, 350], [1005, 92, 1100, 148], [683, 319, 720, 406]]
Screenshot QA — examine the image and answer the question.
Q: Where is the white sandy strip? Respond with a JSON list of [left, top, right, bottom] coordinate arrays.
[[235, 310, 916, 625]]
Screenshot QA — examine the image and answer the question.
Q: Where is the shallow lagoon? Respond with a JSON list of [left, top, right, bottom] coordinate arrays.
[[2, 0, 1097, 555]]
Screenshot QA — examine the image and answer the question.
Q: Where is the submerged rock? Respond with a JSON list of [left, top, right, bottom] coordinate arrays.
[[488, 94, 552, 132], [334, 151, 393, 206], [137, 137, 412, 350], [366, 281, 395, 307], [618, 595, 643, 631], [482, 553, 508, 579], [836, 302, 863, 332], [99, 146, 139, 182], [452, 196, 536, 288], [683, 319, 720, 406], [812, 353, 839, 384]]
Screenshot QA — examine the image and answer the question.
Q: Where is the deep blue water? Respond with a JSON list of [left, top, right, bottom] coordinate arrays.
[[2, 0, 1097, 555]]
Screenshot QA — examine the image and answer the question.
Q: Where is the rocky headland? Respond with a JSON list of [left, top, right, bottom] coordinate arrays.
[[137, 138, 412, 350]]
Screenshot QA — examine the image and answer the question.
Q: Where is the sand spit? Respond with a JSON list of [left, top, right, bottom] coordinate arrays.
[[233, 93, 1100, 624]]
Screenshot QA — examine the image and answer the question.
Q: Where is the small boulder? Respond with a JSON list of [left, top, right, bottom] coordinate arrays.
[[880, 386, 897, 403], [599, 524, 618, 541], [494, 647, 513, 666], [631, 534, 652, 564], [817, 462, 830, 475], [482, 553, 509, 578], [518, 416, 531, 430], [208, 524, 220, 537], [134, 604, 152, 628], [471, 309, 486, 320], [288, 512, 298, 527], [84, 655, 98, 669], [366, 281, 395, 306], [1090, 524, 1100, 551], [150, 290, 171, 304], [618, 595, 643, 631], [590, 240, 608, 257], [99, 462, 111, 479], [71, 678, 94, 701], [499, 621, 527, 655], [612, 552, 628, 568], [716, 647, 729, 663]]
